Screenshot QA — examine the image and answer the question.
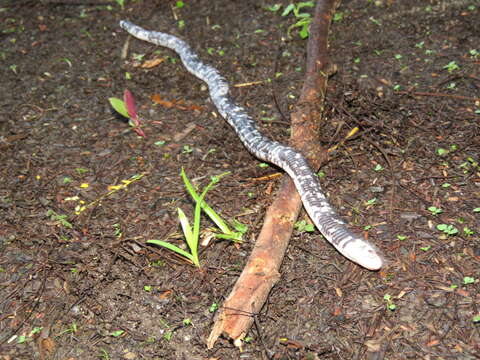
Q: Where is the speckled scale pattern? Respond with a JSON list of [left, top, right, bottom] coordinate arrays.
[[119, 21, 383, 270]]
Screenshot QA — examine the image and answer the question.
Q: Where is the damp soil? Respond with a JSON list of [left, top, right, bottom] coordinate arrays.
[[0, 1, 479, 359]]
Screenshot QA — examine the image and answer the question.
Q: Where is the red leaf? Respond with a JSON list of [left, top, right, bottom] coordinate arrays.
[[124, 89, 138, 123]]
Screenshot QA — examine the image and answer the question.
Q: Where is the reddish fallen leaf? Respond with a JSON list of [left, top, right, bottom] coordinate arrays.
[[151, 94, 175, 108], [159, 290, 172, 299], [141, 57, 165, 68], [151, 94, 203, 112], [39, 337, 56, 355], [280, 338, 304, 349], [456, 289, 470, 297], [426, 338, 440, 347], [409, 251, 416, 262]]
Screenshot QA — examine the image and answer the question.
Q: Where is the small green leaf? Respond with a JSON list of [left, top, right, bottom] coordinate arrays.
[[109, 97, 129, 118], [17, 335, 27, 344], [427, 206, 442, 215], [266, 4, 282, 12], [463, 276, 475, 285], [281, 3, 295, 16], [436, 148, 448, 156], [111, 330, 124, 337]]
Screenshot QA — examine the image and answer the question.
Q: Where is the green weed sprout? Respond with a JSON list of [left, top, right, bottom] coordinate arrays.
[[436, 223, 458, 236], [383, 294, 396, 310], [180, 168, 245, 241], [147, 168, 246, 267], [279, 1, 315, 39]]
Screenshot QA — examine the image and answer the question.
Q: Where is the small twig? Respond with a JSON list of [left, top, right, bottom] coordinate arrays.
[[397, 90, 479, 102]]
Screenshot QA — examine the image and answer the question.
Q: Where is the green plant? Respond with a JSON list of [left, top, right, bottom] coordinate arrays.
[[99, 349, 110, 360], [365, 198, 377, 206], [209, 302, 219, 312], [443, 61, 460, 73], [180, 169, 246, 241], [436, 224, 458, 236], [436, 148, 448, 156], [463, 276, 475, 285], [110, 330, 124, 337], [294, 219, 315, 233], [280, 1, 315, 39], [147, 169, 245, 267], [113, 223, 122, 238], [46, 209, 73, 229], [57, 322, 78, 336], [427, 206, 443, 215], [109, 89, 146, 137], [383, 294, 396, 310], [115, 0, 125, 10], [182, 145, 193, 154]]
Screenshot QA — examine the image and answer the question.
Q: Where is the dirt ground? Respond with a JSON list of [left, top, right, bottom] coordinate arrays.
[[1, 0, 479, 359]]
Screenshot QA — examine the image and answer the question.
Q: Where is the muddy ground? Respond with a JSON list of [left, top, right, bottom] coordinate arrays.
[[0, 0, 479, 359]]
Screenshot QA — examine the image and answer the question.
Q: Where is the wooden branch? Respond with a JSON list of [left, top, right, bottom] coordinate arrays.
[[207, 0, 340, 349]]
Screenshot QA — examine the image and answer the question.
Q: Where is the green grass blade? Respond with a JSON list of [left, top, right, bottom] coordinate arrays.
[[177, 207, 200, 267], [177, 207, 194, 247], [146, 239, 194, 263], [180, 168, 233, 235]]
